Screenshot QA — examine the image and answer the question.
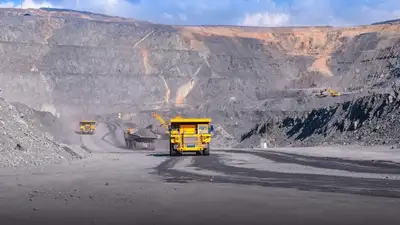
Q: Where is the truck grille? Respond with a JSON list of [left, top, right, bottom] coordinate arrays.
[[184, 137, 197, 144]]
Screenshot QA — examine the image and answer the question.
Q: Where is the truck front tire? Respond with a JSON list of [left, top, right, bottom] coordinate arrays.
[[203, 144, 210, 156], [169, 143, 175, 156], [125, 139, 131, 149], [170, 143, 180, 156]]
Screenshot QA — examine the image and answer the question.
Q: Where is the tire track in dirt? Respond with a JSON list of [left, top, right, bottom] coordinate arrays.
[[153, 150, 400, 198]]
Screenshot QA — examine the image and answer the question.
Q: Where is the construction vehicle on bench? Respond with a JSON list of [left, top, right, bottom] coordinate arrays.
[[124, 126, 158, 150], [315, 88, 341, 98], [78, 120, 97, 134], [152, 112, 214, 156]]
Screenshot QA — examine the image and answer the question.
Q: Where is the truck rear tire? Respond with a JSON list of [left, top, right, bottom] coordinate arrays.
[[126, 139, 131, 149], [169, 143, 177, 156]]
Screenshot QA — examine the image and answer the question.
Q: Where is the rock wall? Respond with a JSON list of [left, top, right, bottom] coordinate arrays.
[[241, 87, 400, 147], [0, 8, 399, 147]]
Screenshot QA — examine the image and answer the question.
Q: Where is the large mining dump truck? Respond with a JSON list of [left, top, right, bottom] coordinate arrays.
[[124, 127, 158, 150], [152, 112, 214, 156], [77, 120, 97, 135]]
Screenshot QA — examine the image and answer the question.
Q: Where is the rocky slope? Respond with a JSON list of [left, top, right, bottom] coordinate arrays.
[[0, 8, 399, 149], [239, 86, 400, 148], [0, 98, 79, 168]]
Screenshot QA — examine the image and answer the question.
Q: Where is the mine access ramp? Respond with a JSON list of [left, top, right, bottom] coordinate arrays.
[[152, 112, 214, 156]]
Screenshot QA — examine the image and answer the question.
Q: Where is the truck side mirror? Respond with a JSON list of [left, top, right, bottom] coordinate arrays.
[[168, 125, 172, 131], [210, 124, 214, 133]]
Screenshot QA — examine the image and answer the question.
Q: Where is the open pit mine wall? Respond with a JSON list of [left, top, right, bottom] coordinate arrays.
[[0, 15, 316, 119], [0, 9, 399, 137], [240, 89, 400, 148]]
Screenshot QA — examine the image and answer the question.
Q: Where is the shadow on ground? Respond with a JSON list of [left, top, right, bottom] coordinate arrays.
[[147, 153, 208, 157]]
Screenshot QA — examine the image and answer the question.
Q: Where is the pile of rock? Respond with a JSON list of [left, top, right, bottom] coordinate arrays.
[[0, 98, 78, 168]]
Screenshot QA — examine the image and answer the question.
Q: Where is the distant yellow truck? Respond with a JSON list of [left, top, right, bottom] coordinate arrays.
[[315, 88, 341, 98], [152, 112, 214, 156], [78, 120, 97, 134]]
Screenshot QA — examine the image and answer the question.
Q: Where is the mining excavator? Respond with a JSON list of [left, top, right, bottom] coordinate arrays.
[[315, 88, 341, 98], [152, 112, 214, 156]]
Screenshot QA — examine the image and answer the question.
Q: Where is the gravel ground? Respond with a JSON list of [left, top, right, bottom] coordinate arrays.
[[1, 122, 400, 225]]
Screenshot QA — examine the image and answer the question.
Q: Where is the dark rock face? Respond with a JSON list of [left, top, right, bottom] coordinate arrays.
[[242, 87, 400, 147], [372, 19, 400, 25]]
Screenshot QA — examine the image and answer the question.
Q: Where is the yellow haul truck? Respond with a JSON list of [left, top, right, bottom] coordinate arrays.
[[152, 112, 214, 156], [78, 120, 97, 134]]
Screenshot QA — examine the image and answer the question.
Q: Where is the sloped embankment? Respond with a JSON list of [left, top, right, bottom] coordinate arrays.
[[0, 98, 80, 168], [240, 88, 400, 147]]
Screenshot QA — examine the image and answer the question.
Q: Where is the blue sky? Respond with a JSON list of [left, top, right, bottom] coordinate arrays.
[[0, 0, 399, 26]]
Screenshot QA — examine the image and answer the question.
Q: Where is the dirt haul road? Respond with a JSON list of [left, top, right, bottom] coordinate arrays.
[[1, 122, 400, 225]]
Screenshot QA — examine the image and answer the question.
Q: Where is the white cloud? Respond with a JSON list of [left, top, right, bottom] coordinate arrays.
[[163, 12, 173, 20], [0, 2, 15, 7], [241, 12, 290, 27], [0, 0, 54, 8], [0, 0, 138, 18], [359, 4, 400, 24], [21, 0, 53, 8], [178, 13, 187, 21]]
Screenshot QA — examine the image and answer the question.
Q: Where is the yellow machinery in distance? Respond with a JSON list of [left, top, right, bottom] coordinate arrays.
[[78, 120, 97, 134], [152, 112, 214, 156], [327, 88, 341, 97], [315, 88, 341, 98]]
